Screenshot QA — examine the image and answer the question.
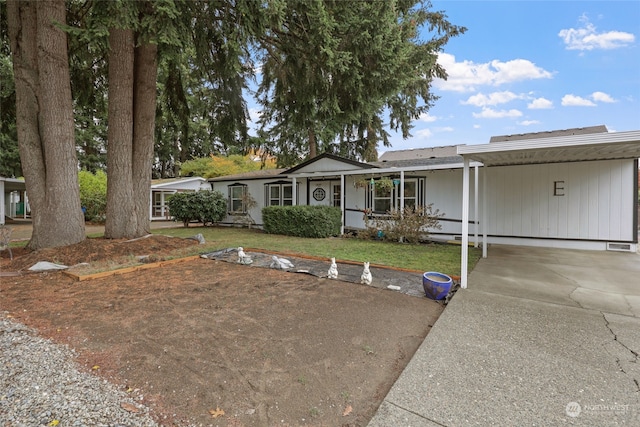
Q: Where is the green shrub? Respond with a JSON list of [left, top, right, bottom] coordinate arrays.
[[262, 205, 341, 238], [78, 170, 107, 223], [362, 205, 444, 244], [167, 191, 227, 227]]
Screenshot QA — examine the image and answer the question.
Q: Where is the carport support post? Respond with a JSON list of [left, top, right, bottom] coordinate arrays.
[[482, 166, 487, 258], [474, 165, 479, 247], [292, 177, 297, 206], [340, 174, 345, 235], [461, 157, 470, 289], [400, 170, 405, 212]]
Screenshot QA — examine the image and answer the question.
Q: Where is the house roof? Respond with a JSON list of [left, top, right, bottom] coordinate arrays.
[[0, 177, 27, 192], [208, 169, 286, 182], [151, 177, 205, 189], [458, 129, 640, 167], [378, 145, 460, 161], [370, 155, 463, 169], [489, 125, 608, 143], [284, 153, 373, 174]]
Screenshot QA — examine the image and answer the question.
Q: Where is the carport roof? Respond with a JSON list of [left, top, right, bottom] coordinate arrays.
[[457, 130, 640, 167]]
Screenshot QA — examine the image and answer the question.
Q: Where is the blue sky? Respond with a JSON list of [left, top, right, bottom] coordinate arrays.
[[389, 0, 640, 150], [248, 1, 640, 153]]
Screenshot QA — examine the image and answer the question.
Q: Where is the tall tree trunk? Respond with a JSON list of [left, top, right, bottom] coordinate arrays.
[[7, 0, 85, 249], [308, 128, 317, 158], [132, 41, 158, 236], [363, 126, 379, 162], [105, 28, 137, 238]]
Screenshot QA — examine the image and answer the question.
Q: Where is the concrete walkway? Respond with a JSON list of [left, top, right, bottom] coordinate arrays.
[[369, 245, 640, 426]]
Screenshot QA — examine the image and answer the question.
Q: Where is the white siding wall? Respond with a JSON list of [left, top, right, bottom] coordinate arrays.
[[425, 169, 479, 236], [485, 159, 635, 242]]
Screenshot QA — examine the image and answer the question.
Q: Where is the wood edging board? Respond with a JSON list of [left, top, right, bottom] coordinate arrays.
[[62, 255, 202, 282]]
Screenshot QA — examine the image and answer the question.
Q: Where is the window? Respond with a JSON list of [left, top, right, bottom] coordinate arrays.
[[367, 178, 421, 213], [228, 184, 248, 213], [401, 181, 417, 209], [332, 185, 341, 207], [266, 183, 294, 206], [373, 185, 392, 213]]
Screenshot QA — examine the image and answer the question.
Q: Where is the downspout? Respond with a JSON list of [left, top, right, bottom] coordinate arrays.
[[461, 157, 470, 289]]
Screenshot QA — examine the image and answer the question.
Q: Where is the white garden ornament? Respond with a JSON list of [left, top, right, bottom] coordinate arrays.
[[327, 257, 338, 279], [237, 247, 252, 264], [270, 255, 295, 270], [360, 262, 372, 285]]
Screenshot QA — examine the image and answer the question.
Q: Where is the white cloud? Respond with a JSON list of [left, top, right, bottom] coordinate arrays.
[[561, 94, 596, 107], [591, 91, 616, 103], [434, 53, 553, 92], [248, 108, 262, 122], [528, 97, 553, 109], [462, 91, 520, 107], [519, 120, 541, 126], [414, 128, 433, 138], [435, 126, 454, 133], [559, 14, 635, 50], [418, 112, 438, 123], [472, 107, 523, 119]]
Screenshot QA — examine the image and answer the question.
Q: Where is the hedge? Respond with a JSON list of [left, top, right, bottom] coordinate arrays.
[[262, 205, 341, 238], [167, 190, 227, 227]]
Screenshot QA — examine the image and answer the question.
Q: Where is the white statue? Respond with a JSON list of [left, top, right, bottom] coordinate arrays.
[[360, 262, 372, 285], [237, 247, 252, 264], [270, 255, 294, 270], [327, 257, 338, 279]]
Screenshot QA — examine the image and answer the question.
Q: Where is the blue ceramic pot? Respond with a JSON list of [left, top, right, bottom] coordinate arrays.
[[422, 272, 453, 300]]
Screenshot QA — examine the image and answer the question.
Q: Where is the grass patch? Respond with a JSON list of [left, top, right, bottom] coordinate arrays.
[[153, 226, 481, 276]]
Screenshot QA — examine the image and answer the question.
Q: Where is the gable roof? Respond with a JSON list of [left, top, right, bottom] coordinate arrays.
[[284, 153, 374, 174]]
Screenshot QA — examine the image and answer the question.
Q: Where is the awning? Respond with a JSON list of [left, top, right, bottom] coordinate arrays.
[[457, 130, 640, 289]]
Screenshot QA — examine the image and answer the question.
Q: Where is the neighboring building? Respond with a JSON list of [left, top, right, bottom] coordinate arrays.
[[0, 177, 28, 225], [210, 126, 640, 258], [150, 177, 208, 220]]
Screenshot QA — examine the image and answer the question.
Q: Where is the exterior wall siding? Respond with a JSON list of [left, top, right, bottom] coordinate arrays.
[[485, 159, 635, 242]]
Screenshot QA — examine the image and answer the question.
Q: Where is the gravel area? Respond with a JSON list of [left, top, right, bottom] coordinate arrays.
[[0, 311, 158, 427]]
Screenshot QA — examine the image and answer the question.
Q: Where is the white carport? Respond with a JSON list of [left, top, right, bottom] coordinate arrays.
[[457, 130, 640, 289]]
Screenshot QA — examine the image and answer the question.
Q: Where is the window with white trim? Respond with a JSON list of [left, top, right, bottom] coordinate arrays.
[[228, 184, 248, 213], [401, 180, 417, 209], [367, 178, 422, 213], [332, 184, 341, 207], [266, 183, 293, 206]]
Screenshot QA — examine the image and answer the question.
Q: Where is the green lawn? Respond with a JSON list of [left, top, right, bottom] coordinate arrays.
[[154, 225, 482, 276]]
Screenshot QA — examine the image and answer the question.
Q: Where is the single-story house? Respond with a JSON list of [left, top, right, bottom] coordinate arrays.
[[209, 126, 640, 286], [0, 177, 28, 225], [150, 177, 209, 220]]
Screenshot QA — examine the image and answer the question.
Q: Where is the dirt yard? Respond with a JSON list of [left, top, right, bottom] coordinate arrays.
[[0, 236, 443, 426]]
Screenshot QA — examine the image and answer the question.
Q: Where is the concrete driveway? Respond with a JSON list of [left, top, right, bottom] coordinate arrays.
[[369, 245, 640, 426]]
